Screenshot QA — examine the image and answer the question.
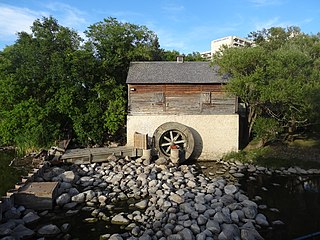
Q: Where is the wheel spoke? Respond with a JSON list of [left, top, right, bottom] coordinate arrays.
[[173, 133, 181, 141], [161, 142, 172, 147], [170, 131, 174, 141], [165, 146, 171, 153], [164, 136, 171, 142], [174, 140, 185, 144]]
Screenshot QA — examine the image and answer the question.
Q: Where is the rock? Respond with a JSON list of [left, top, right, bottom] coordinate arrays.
[[59, 171, 76, 183], [220, 194, 236, 206], [183, 220, 192, 228], [178, 228, 193, 239], [272, 220, 285, 226], [140, 234, 152, 240], [111, 174, 124, 185], [71, 192, 86, 203], [109, 233, 123, 240], [233, 173, 245, 178], [66, 209, 79, 216], [131, 226, 140, 236], [230, 211, 239, 223], [63, 202, 78, 210], [206, 219, 220, 234], [247, 166, 256, 173], [224, 184, 238, 195], [169, 193, 184, 204], [59, 182, 72, 191], [22, 212, 40, 224], [241, 227, 264, 240], [202, 193, 212, 201], [167, 234, 183, 240], [135, 199, 148, 209], [83, 218, 98, 223], [196, 233, 206, 240], [187, 180, 197, 188], [214, 211, 232, 224], [0, 221, 15, 236], [197, 214, 208, 225], [243, 206, 257, 219], [155, 157, 168, 165], [194, 203, 207, 213], [4, 208, 21, 220], [218, 223, 240, 240], [255, 213, 269, 227], [241, 200, 258, 208], [68, 188, 80, 196], [288, 167, 297, 174], [190, 224, 201, 234], [111, 214, 130, 225], [11, 224, 34, 239], [80, 176, 91, 182], [0, 228, 12, 237], [83, 190, 95, 201], [56, 193, 71, 206], [52, 167, 65, 176], [37, 224, 61, 237], [61, 223, 71, 233]]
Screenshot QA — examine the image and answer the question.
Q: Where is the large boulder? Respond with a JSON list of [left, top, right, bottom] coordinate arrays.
[[37, 224, 61, 237], [111, 214, 130, 225], [56, 193, 71, 206], [58, 171, 76, 183]]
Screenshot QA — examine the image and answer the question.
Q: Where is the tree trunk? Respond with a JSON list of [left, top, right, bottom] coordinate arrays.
[[247, 105, 257, 139]]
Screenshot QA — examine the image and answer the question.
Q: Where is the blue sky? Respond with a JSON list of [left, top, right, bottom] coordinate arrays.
[[0, 0, 319, 53]]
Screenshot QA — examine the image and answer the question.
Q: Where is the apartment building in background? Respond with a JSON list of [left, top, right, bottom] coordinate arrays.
[[201, 36, 253, 60]]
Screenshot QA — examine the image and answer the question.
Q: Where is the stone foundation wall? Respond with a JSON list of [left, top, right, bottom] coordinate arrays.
[[127, 114, 239, 160]]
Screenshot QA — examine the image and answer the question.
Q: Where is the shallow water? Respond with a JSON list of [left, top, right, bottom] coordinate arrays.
[[240, 174, 320, 240], [0, 150, 25, 196], [197, 160, 320, 240], [2, 155, 320, 239]]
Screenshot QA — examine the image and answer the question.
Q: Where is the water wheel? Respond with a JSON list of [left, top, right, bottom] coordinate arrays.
[[153, 122, 195, 160]]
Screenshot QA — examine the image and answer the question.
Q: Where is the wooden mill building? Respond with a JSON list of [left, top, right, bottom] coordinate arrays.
[[126, 57, 240, 160]]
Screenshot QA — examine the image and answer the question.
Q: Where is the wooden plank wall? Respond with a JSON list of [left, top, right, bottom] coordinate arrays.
[[128, 84, 236, 115]]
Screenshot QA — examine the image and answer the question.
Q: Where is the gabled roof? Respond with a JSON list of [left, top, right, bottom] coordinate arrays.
[[126, 61, 228, 84]]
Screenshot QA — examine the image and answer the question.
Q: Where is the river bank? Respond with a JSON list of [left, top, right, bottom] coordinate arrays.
[[1, 150, 320, 239], [0, 155, 269, 240]]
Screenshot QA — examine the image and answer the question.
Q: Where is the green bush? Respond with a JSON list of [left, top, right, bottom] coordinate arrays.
[[252, 117, 281, 145]]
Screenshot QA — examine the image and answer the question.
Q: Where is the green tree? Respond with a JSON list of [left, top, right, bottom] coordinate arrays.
[[184, 52, 206, 61], [213, 26, 320, 143], [0, 16, 164, 150], [85, 17, 160, 85], [0, 17, 82, 150]]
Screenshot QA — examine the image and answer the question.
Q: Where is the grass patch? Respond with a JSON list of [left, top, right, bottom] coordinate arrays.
[[223, 137, 320, 169]]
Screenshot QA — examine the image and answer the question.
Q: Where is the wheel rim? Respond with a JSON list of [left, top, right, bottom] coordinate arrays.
[[159, 130, 187, 156]]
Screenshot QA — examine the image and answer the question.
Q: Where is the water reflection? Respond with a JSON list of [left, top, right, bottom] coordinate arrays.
[[0, 151, 21, 196], [240, 174, 320, 240]]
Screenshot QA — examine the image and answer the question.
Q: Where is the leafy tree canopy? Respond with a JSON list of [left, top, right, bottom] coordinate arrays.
[[213, 26, 320, 144], [0, 16, 163, 151]]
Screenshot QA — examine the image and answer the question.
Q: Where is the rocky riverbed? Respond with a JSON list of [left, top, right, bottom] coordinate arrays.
[[3, 154, 319, 240]]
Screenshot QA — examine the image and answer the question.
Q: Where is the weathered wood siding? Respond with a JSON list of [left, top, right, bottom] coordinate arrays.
[[128, 84, 236, 115]]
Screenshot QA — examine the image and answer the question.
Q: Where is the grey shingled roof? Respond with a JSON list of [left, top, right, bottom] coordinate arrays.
[[126, 61, 228, 84]]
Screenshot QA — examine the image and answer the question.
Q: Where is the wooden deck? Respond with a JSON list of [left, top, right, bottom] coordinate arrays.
[[60, 146, 142, 164]]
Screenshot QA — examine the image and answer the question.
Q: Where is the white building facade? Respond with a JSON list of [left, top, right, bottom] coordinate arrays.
[[201, 36, 253, 60]]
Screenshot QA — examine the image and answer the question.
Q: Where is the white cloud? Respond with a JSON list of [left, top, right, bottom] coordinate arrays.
[[0, 4, 47, 39], [0, 2, 88, 49], [249, 0, 285, 7], [162, 3, 185, 13], [253, 17, 292, 30], [161, 2, 185, 22], [156, 28, 187, 51], [43, 2, 87, 29]]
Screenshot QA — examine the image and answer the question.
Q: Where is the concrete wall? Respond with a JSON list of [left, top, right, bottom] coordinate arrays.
[[127, 114, 239, 160]]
